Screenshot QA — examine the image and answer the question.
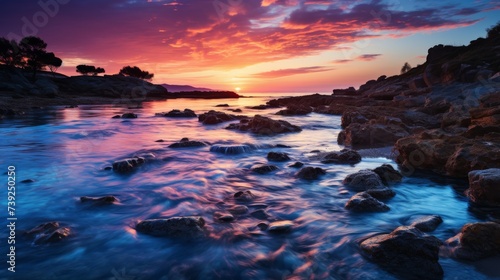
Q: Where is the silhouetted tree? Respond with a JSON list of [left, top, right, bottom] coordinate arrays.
[[119, 66, 154, 80], [41, 52, 62, 74], [487, 21, 500, 39], [19, 36, 49, 79], [0, 38, 23, 67], [76, 64, 105, 76], [400, 62, 412, 74]]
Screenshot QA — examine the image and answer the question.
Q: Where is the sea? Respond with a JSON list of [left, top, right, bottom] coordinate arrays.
[[0, 93, 498, 279]]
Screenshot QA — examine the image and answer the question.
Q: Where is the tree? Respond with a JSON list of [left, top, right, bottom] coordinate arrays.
[[76, 64, 105, 76], [41, 52, 62, 74], [487, 21, 500, 39], [400, 62, 412, 74], [119, 66, 154, 80], [0, 38, 23, 67], [19, 36, 49, 79]]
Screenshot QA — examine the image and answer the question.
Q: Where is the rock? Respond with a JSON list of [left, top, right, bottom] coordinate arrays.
[[160, 109, 197, 118], [289, 162, 304, 168], [268, 221, 294, 233], [409, 215, 443, 232], [332, 87, 358, 96], [467, 169, 500, 206], [121, 113, 138, 119], [372, 164, 403, 185], [321, 149, 361, 164], [360, 226, 443, 279], [198, 110, 244, 125], [210, 144, 256, 155], [26, 222, 60, 235], [135, 216, 206, 238], [213, 212, 234, 222], [444, 222, 500, 260], [296, 167, 326, 180], [169, 138, 208, 148], [80, 195, 118, 205], [343, 170, 385, 192], [251, 165, 279, 174], [250, 209, 269, 220], [249, 105, 271, 110], [230, 108, 242, 113], [365, 188, 396, 200], [155, 139, 165, 142], [257, 222, 269, 231], [227, 205, 248, 214], [215, 104, 229, 107], [21, 179, 35, 183], [234, 191, 255, 202], [112, 115, 121, 119], [112, 157, 145, 173], [276, 105, 313, 116], [338, 123, 410, 148], [226, 115, 302, 135], [27, 222, 71, 245], [345, 192, 390, 212], [267, 152, 290, 162]]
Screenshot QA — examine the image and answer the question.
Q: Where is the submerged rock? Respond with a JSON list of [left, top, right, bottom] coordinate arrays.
[[296, 166, 326, 180], [444, 222, 500, 261], [227, 205, 248, 214], [80, 195, 118, 205], [169, 138, 208, 148], [250, 209, 270, 220], [234, 191, 256, 202], [365, 188, 396, 200], [112, 157, 145, 173], [409, 215, 443, 232], [198, 110, 244, 125], [27, 222, 71, 245], [289, 162, 304, 168], [159, 109, 197, 118], [121, 113, 138, 119], [268, 221, 294, 233], [210, 144, 256, 155], [360, 226, 443, 279], [372, 164, 403, 185], [226, 115, 302, 135], [213, 212, 235, 222], [343, 170, 385, 192], [345, 192, 390, 212], [267, 152, 291, 162], [467, 168, 500, 206], [321, 149, 361, 164], [135, 216, 206, 238], [251, 165, 279, 174], [276, 105, 313, 116]]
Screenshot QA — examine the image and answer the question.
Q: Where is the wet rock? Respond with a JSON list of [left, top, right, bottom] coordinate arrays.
[[155, 139, 165, 142], [159, 109, 197, 118], [26, 222, 60, 235], [230, 108, 242, 113], [250, 209, 269, 220], [409, 215, 443, 232], [121, 113, 138, 119], [372, 164, 403, 185], [321, 149, 361, 164], [345, 192, 390, 212], [210, 144, 256, 155], [103, 166, 112, 171], [21, 179, 35, 183], [268, 221, 294, 233], [27, 222, 71, 245], [467, 168, 500, 206], [444, 222, 500, 260], [296, 166, 326, 180], [234, 191, 255, 202], [365, 188, 396, 200], [338, 123, 410, 148], [226, 115, 302, 135], [267, 152, 290, 162], [360, 226, 443, 279], [343, 170, 385, 192], [227, 205, 248, 214], [135, 216, 206, 238], [198, 110, 244, 125], [112, 115, 121, 119], [276, 105, 313, 116], [169, 138, 208, 148], [251, 165, 279, 174], [257, 222, 269, 231], [80, 195, 118, 205], [249, 105, 271, 110], [112, 157, 145, 173], [214, 212, 234, 222], [215, 104, 229, 107], [289, 162, 304, 168]]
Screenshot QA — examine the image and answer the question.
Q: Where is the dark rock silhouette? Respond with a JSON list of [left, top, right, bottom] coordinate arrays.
[[296, 166, 326, 180], [321, 149, 361, 164], [267, 152, 290, 162], [169, 138, 208, 148], [226, 115, 302, 135], [198, 110, 245, 125], [135, 216, 206, 238], [345, 192, 390, 212], [444, 222, 500, 260], [158, 109, 197, 118]]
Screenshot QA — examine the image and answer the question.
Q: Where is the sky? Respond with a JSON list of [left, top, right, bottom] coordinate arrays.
[[0, 0, 499, 93]]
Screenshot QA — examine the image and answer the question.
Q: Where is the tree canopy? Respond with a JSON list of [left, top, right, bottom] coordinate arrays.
[[400, 62, 412, 74], [119, 66, 154, 80], [76, 64, 105, 76]]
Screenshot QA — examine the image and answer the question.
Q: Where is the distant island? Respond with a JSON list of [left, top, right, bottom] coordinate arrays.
[[161, 84, 214, 92]]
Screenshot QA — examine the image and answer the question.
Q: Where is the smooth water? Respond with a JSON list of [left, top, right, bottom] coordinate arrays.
[[0, 95, 498, 280]]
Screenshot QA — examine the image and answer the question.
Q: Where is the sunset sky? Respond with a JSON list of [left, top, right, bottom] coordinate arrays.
[[1, 0, 499, 93]]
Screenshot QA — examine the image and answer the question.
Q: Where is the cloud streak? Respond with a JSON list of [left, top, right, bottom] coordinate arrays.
[[251, 66, 333, 78]]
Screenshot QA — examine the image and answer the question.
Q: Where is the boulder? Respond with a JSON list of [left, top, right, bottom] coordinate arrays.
[[276, 105, 313, 116], [160, 109, 197, 118], [267, 152, 290, 162], [409, 215, 443, 232], [26, 222, 71, 245], [169, 138, 208, 148], [121, 113, 138, 119], [250, 209, 270, 220], [343, 170, 385, 192], [226, 115, 302, 135], [296, 167, 326, 180], [210, 144, 256, 155], [467, 168, 500, 206], [345, 192, 389, 212], [321, 149, 361, 164], [365, 188, 396, 200], [198, 110, 244, 125], [112, 157, 145, 173], [372, 164, 403, 185], [338, 123, 410, 148], [227, 205, 248, 214], [213, 212, 235, 222], [135, 216, 206, 238], [360, 226, 443, 279], [444, 222, 500, 260], [234, 191, 255, 202], [289, 162, 304, 168], [268, 221, 294, 233], [251, 165, 279, 174]]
